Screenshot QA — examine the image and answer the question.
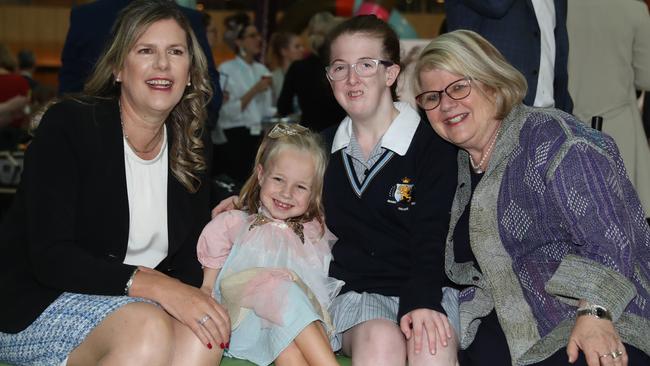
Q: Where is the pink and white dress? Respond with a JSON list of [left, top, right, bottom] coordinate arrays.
[[197, 209, 343, 365]]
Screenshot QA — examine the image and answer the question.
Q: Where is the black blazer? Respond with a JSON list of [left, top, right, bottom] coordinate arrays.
[[445, 0, 573, 113], [0, 98, 211, 333]]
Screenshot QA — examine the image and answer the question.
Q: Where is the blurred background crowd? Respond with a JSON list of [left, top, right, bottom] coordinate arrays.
[[1, 0, 649, 219]]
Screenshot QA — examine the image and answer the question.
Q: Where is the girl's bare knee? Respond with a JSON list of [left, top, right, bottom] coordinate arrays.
[[346, 320, 406, 366], [407, 327, 459, 366]]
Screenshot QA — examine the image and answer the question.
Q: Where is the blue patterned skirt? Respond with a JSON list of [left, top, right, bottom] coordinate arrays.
[[0, 292, 149, 366]]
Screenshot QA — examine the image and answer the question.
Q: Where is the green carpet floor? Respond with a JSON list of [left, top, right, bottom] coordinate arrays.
[[0, 355, 351, 365]]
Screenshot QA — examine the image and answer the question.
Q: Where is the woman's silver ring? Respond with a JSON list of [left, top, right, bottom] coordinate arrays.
[[198, 314, 210, 326]]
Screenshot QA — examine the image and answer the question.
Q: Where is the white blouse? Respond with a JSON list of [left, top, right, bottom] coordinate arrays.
[[122, 128, 169, 268]]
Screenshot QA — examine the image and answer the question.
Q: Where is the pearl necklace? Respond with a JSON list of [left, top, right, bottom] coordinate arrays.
[[469, 124, 501, 174]]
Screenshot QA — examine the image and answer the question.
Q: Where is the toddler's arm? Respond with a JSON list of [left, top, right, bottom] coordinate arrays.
[[201, 267, 221, 296], [197, 210, 244, 294]]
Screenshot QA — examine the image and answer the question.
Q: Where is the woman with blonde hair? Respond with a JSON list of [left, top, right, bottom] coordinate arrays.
[[0, 1, 229, 365], [415, 29, 650, 366]]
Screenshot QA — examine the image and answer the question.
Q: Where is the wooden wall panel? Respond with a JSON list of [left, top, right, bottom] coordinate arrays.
[[0, 5, 441, 90]]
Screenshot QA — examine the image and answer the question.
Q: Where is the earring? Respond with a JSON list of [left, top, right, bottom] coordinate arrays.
[[187, 81, 191, 86], [115, 77, 121, 83]]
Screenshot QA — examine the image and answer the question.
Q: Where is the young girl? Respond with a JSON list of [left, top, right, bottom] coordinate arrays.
[[321, 15, 459, 365], [198, 123, 343, 366], [212, 15, 460, 366]]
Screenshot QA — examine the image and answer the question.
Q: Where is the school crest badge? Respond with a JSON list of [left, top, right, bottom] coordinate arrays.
[[387, 177, 415, 210]]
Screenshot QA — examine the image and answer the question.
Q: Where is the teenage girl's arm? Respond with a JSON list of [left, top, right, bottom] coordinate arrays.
[[398, 129, 459, 355]]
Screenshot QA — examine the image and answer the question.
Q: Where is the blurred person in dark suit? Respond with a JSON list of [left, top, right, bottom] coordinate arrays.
[[445, 0, 573, 113], [58, 0, 222, 130], [277, 12, 346, 132]]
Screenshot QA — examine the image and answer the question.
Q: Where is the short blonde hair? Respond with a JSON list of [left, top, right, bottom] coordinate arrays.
[[237, 123, 328, 233], [414, 30, 527, 120]]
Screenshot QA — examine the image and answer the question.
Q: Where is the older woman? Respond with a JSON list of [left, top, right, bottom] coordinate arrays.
[[414, 30, 649, 366], [0, 1, 229, 365]]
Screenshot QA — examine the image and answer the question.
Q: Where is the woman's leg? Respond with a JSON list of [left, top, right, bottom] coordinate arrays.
[[67, 302, 175, 365], [67, 302, 223, 366], [170, 317, 224, 366], [407, 325, 458, 366], [342, 319, 407, 366]]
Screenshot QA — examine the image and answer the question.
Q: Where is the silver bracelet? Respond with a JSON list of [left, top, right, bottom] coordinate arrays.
[[124, 267, 139, 296]]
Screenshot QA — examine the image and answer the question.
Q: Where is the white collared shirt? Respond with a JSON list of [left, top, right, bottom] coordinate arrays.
[[216, 57, 276, 135], [331, 102, 421, 181], [532, 0, 556, 108], [331, 102, 420, 155]]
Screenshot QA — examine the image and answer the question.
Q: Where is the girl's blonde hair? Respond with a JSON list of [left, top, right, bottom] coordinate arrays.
[[84, 0, 212, 193], [414, 29, 527, 120], [237, 123, 328, 232]]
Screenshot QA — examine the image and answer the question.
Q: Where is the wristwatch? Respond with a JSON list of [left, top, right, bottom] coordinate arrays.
[[576, 304, 612, 321]]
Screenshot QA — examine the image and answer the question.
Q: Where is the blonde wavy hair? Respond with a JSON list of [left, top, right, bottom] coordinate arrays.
[[414, 30, 527, 120], [237, 123, 328, 234], [84, 0, 212, 193]]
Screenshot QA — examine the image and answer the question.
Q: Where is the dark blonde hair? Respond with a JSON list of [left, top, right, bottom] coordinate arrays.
[[84, 0, 212, 193], [237, 123, 328, 232], [414, 30, 527, 120], [324, 15, 402, 101], [269, 31, 299, 65]]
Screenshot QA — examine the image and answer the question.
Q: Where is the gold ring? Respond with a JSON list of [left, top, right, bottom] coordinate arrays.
[[600, 350, 623, 359], [611, 350, 623, 359]]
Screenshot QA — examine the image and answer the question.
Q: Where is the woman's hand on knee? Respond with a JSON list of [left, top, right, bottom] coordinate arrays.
[[400, 308, 453, 355], [136, 269, 231, 350], [212, 195, 239, 218]]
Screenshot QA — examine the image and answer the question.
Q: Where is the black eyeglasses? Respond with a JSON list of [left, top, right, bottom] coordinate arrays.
[[415, 78, 472, 111]]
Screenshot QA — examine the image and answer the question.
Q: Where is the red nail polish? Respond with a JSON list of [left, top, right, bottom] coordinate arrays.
[[207, 343, 212, 349], [226, 342, 230, 348], [220, 343, 225, 349]]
